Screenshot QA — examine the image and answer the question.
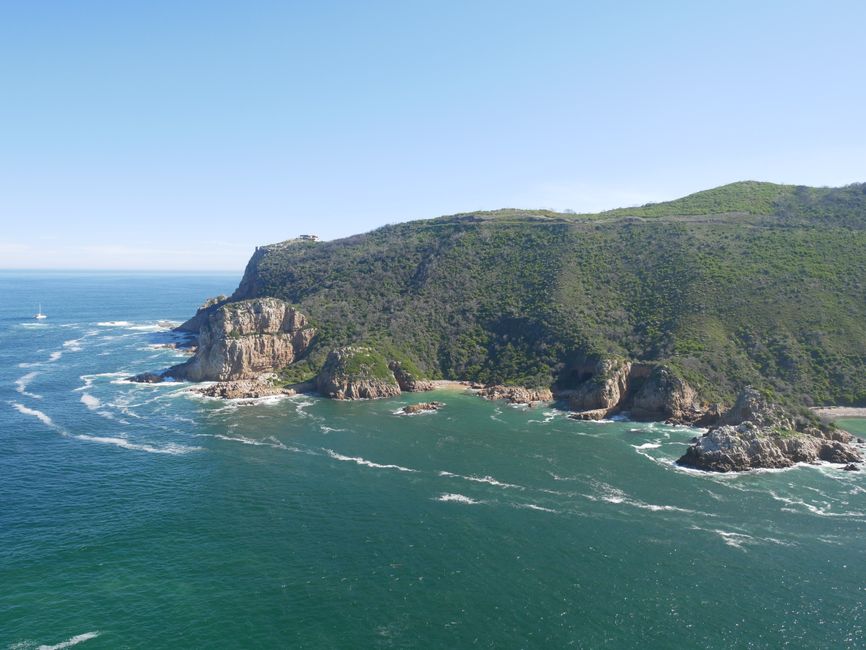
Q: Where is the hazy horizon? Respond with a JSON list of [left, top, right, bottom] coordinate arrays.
[[2, 1, 865, 269]]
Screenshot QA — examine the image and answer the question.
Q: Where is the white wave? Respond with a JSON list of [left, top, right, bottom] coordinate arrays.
[[767, 490, 865, 518], [320, 426, 346, 433], [127, 324, 164, 331], [590, 482, 700, 514], [80, 394, 101, 410], [633, 442, 662, 450], [713, 529, 754, 550], [515, 503, 557, 513], [437, 493, 481, 504], [12, 402, 60, 430], [438, 470, 523, 490], [73, 434, 201, 455], [15, 372, 42, 399], [325, 449, 416, 472], [97, 321, 131, 326], [48, 351, 63, 362], [37, 631, 100, 650], [62, 338, 84, 351]]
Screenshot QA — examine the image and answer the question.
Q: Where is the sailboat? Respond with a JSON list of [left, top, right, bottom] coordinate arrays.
[[34, 304, 47, 320]]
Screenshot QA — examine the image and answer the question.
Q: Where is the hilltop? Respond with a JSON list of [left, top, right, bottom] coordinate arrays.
[[221, 181, 866, 408]]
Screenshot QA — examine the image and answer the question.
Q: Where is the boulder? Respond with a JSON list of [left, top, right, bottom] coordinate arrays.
[[399, 401, 444, 415]]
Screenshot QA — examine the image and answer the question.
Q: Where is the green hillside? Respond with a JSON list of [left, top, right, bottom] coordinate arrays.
[[232, 181, 866, 406]]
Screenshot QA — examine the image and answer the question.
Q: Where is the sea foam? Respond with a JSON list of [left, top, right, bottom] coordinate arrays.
[[37, 631, 100, 649], [325, 449, 416, 472]]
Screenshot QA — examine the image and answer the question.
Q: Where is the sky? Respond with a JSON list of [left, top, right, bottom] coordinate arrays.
[[1, 0, 865, 270]]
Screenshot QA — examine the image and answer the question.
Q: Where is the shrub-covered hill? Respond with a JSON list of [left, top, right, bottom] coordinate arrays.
[[229, 181, 866, 406]]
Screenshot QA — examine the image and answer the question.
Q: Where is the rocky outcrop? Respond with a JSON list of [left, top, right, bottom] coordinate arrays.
[[315, 347, 402, 399], [569, 359, 631, 419], [192, 380, 291, 399], [566, 360, 706, 423], [389, 361, 434, 392], [167, 298, 315, 381], [630, 366, 703, 423], [399, 401, 444, 415], [677, 387, 863, 472], [477, 385, 553, 405], [176, 295, 229, 333]]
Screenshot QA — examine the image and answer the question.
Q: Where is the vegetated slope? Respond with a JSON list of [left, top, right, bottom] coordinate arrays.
[[231, 181, 866, 406]]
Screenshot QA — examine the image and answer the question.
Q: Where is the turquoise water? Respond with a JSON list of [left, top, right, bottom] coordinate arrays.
[[2, 272, 865, 649]]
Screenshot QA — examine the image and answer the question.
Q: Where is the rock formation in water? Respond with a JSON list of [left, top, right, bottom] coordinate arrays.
[[477, 385, 553, 405], [399, 401, 444, 415], [677, 388, 862, 472], [167, 297, 315, 381], [191, 379, 291, 399]]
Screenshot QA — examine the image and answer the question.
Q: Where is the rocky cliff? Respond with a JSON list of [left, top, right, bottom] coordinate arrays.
[[567, 359, 706, 423], [167, 298, 315, 381], [677, 388, 862, 472]]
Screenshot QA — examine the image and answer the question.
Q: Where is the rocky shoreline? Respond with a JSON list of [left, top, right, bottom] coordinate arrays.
[[127, 295, 864, 473]]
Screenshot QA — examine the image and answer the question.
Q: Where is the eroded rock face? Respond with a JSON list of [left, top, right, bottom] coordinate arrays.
[[168, 298, 315, 381], [477, 385, 553, 404], [389, 361, 434, 392], [566, 360, 705, 423], [678, 423, 861, 472], [315, 347, 401, 399], [677, 387, 862, 472], [176, 295, 228, 333], [569, 359, 631, 417], [630, 366, 702, 423]]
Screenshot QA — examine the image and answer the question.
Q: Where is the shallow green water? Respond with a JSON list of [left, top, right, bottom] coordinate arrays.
[[2, 272, 865, 648]]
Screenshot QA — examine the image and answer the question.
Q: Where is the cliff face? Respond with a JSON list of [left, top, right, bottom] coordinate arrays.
[[568, 360, 704, 423], [168, 298, 315, 381]]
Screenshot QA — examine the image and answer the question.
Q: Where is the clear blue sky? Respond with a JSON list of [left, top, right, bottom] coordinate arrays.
[[2, 1, 864, 270]]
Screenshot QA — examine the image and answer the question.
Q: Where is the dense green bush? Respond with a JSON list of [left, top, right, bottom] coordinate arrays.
[[234, 181, 866, 404]]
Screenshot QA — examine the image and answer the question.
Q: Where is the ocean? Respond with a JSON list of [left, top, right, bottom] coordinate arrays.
[[1, 271, 865, 648]]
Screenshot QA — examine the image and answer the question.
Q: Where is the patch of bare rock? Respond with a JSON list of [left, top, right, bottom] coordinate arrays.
[[398, 401, 444, 415], [677, 388, 862, 472], [477, 385, 553, 405]]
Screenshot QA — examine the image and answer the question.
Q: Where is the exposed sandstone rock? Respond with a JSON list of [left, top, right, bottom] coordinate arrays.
[[630, 366, 703, 423], [677, 387, 862, 472], [175, 295, 228, 333], [399, 401, 444, 415], [389, 361, 434, 392], [478, 385, 553, 405], [569, 359, 631, 418], [168, 298, 315, 381], [315, 347, 401, 400], [566, 360, 705, 423], [192, 380, 291, 399]]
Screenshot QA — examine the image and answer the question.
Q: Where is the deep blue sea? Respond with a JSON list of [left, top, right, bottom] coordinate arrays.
[[2, 271, 866, 649]]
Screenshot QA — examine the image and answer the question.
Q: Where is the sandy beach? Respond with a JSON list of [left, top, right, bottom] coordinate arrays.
[[812, 406, 866, 421]]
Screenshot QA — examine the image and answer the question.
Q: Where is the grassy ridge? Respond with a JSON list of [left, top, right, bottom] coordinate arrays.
[[234, 181, 866, 405]]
